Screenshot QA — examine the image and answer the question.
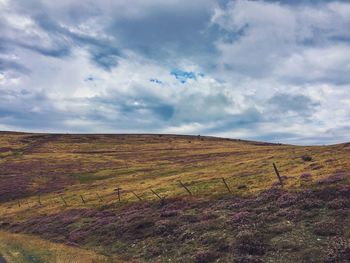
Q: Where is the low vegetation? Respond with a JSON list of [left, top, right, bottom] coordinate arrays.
[[0, 231, 115, 262], [0, 132, 349, 262]]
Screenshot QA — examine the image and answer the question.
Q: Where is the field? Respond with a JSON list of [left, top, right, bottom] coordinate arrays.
[[0, 132, 349, 262]]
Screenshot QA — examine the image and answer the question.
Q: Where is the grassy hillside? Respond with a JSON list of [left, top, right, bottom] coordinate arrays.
[[0, 132, 349, 262]]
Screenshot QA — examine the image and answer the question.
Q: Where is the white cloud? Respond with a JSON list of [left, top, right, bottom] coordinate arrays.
[[211, 0, 350, 81], [0, 0, 350, 144]]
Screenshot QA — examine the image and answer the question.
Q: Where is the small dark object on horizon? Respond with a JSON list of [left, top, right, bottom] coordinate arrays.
[[301, 155, 313, 162]]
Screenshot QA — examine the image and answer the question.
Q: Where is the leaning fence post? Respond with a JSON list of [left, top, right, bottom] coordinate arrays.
[[150, 189, 163, 201], [132, 191, 143, 201], [178, 180, 192, 195], [80, 195, 86, 204], [273, 163, 283, 186], [221, 178, 232, 193]]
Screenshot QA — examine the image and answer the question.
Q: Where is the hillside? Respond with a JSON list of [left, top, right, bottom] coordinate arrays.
[[0, 132, 349, 262]]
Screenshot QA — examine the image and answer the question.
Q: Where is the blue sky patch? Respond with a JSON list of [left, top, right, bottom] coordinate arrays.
[[171, 69, 197, 83]]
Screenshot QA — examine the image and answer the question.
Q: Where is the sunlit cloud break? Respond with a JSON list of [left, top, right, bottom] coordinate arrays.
[[0, 0, 350, 144]]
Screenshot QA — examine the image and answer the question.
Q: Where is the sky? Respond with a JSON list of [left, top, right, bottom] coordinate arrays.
[[0, 0, 350, 145]]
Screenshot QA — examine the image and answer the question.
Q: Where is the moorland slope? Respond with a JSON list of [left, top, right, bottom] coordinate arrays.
[[0, 132, 349, 262]]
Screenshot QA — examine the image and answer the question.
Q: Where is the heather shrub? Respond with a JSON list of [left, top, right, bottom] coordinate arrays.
[[299, 198, 324, 210], [179, 230, 196, 241], [267, 222, 293, 235], [338, 186, 350, 197], [193, 220, 220, 232], [160, 210, 178, 217], [201, 212, 219, 220], [233, 229, 267, 256], [199, 233, 223, 245], [276, 192, 298, 207], [299, 248, 324, 263], [233, 255, 264, 263], [180, 213, 200, 223], [313, 220, 342, 236], [326, 198, 350, 209], [216, 239, 231, 252], [271, 181, 283, 187], [325, 237, 350, 263], [318, 173, 346, 185], [284, 208, 303, 222], [68, 229, 88, 243], [231, 211, 252, 224], [154, 220, 177, 236], [193, 250, 219, 263]]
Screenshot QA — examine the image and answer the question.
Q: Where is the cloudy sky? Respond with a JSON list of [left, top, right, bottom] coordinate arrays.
[[1, 0, 350, 144]]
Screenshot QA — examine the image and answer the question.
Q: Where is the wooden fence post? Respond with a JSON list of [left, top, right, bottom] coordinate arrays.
[[80, 195, 86, 204], [178, 180, 192, 195], [221, 178, 232, 193], [38, 195, 42, 206], [273, 163, 283, 186], [150, 189, 163, 201], [114, 187, 121, 202], [132, 191, 143, 201]]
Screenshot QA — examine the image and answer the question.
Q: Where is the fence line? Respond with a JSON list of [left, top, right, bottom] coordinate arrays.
[[2, 163, 288, 213]]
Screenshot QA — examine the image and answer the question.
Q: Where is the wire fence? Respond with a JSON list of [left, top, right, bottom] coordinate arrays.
[[1, 163, 287, 214]]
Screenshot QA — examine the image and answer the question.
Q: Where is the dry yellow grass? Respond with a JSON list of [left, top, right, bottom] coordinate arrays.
[[0, 133, 349, 221], [0, 231, 117, 262]]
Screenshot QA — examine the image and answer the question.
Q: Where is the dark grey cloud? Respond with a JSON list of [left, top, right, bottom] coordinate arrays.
[[0, 58, 30, 75], [89, 92, 175, 124], [0, 4, 120, 70], [106, 4, 218, 63], [31, 14, 121, 69], [268, 93, 319, 117], [204, 107, 263, 134], [173, 92, 233, 123], [1, 0, 217, 70], [0, 89, 67, 131]]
